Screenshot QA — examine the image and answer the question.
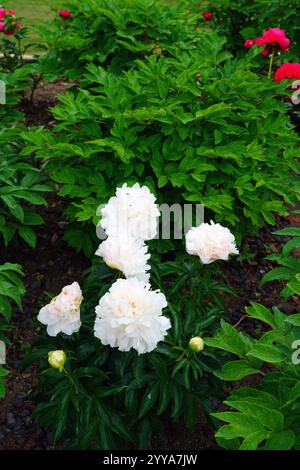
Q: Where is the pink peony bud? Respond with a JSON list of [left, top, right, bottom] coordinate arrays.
[[59, 9, 71, 18], [244, 39, 255, 48]]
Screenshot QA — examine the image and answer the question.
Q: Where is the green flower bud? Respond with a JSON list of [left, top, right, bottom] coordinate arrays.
[[189, 336, 204, 353], [48, 350, 67, 372]]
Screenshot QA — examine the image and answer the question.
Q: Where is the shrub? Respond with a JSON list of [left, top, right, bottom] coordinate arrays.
[[0, 67, 53, 248], [0, 6, 28, 71], [23, 41, 300, 256], [35, 0, 208, 80], [24, 188, 238, 448], [202, 0, 300, 59], [0, 138, 53, 247], [206, 301, 300, 450], [24, 257, 232, 449], [262, 214, 300, 298]]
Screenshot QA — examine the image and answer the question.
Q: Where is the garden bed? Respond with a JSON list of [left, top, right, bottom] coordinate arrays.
[[1, 0, 300, 452]]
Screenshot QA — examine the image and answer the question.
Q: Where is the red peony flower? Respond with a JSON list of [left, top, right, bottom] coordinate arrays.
[[257, 28, 290, 52], [274, 62, 300, 83], [244, 39, 255, 48], [202, 11, 212, 21], [255, 37, 266, 47], [59, 9, 71, 18], [263, 28, 290, 49], [0, 9, 21, 35]]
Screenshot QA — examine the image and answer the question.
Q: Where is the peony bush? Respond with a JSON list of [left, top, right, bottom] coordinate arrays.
[[23, 183, 240, 448], [200, 0, 300, 59], [0, 0, 299, 453]]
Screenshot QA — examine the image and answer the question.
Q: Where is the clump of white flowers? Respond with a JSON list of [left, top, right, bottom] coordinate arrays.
[[96, 235, 151, 282], [97, 183, 160, 282], [94, 183, 171, 354], [94, 278, 170, 354], [100, 183, 160, 241], [38, 282, 82, 337], [186, 221, 239, 264]]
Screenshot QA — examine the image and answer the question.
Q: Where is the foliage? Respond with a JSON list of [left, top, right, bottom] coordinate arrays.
[[24, 256, 234, 449], [35, 0, 206, 80], [262, 214, 300, 298], [0, 127, 52, 247], [0, 67, 53, 248], [0, 262, 25, 398], [206, 301, 300, 450], [22, 42, 300, 255], [203, 0, 300, 59]]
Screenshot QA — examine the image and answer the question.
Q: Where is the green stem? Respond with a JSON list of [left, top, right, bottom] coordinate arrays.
[[268, 48, 275, 79]]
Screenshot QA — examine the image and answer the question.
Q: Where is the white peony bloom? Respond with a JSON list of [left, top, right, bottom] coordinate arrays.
[[185, 221, 239, 264], [38, 282, 82, 337], [94, 278, 170, 354], [95, 236, 151, 282], [100, 183, 160, 240]]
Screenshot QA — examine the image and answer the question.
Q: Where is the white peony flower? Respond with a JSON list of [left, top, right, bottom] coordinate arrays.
[[95, 236, 151, 282], [100, 183, 160, 240], [94, 277, 170, 354], [38, 282, 82, 337], [185, 221, 239, 264]]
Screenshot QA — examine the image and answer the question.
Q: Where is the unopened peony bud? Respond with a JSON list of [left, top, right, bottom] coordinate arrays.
[[202, 11, 212, 21], [189, 337, 204, 353], [48, 350, 67, 372]]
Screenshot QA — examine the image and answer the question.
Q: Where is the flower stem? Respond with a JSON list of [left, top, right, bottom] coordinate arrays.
[[268, 48, 275, 79]]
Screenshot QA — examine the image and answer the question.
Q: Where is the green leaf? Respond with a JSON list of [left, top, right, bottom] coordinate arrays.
[[212, 411, 265, 436], [264, 430, 295, 450], [18, 226, 37, 248], [246, 303, 276, 329], [239, 430, 270, 450], [225, 399, 284, 431], [286, 314, 300, 326], [261, 267, 293, 284], [214, 360, 261, 381], [247, 344, 286, 364], [139, 383, 160, 419]]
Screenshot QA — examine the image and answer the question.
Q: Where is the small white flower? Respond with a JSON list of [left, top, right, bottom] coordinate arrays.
[[94, 278, 170, 354], [100, 183, 160, 240], [38, 282, 82, 337], [96, 236, 151, 282], [185, 221, 239, 264]]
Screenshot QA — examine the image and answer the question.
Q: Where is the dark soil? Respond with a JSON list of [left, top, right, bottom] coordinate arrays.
[[0, 197, 89, 450], [223, 210, 300, 333], [20, 79, 76, 127]]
